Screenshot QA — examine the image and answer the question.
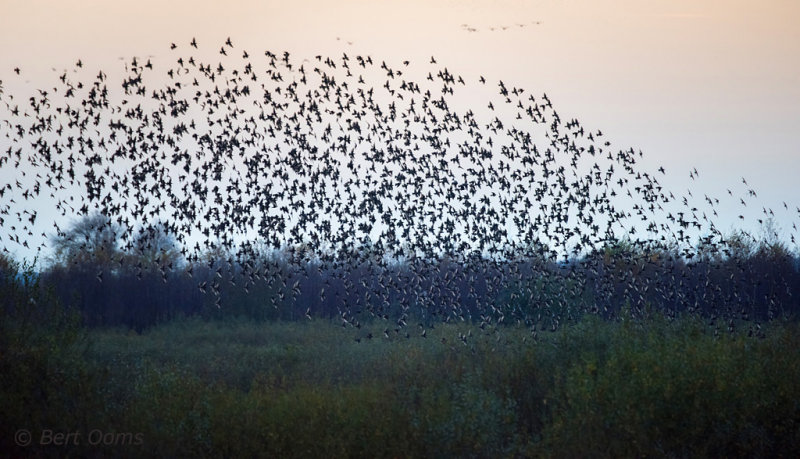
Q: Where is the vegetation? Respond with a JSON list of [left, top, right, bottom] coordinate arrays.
[[2, 266, 799, 456], [2, 214, 800, 456]]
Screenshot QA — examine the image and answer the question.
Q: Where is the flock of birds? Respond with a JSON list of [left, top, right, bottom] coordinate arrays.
[[1, 37, 798, 335], [460, 21, 542, 33]]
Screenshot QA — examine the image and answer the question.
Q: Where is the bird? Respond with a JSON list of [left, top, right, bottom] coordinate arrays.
[[0, 34, 795, 343]]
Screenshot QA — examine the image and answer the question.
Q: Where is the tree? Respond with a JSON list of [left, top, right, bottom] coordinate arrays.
[[130, 221, 182, 272], [49, 213, 122, 270]]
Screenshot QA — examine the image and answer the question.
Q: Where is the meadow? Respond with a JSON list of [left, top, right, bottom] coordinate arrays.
[[3, 302, 800, 457]]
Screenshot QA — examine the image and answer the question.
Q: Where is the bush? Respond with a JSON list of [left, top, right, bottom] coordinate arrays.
[[0, 255, 104, 456], [539, 318, 800, 457], [3, 283, 800, 457]]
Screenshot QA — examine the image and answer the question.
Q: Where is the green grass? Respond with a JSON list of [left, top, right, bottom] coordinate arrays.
[[3, 314, 800, 457]]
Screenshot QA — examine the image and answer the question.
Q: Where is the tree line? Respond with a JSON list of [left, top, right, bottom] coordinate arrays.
[[2, 213, 799, 333]]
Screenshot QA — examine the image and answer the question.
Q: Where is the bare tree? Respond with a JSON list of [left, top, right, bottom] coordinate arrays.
[[130, 221, 182, 272], [49, 213, 122, 270]]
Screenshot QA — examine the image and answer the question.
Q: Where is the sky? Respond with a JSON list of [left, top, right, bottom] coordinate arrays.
[[1, 0, 799, 260]]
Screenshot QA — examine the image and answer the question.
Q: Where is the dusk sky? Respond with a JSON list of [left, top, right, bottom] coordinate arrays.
[[2, 0, 799, 259]]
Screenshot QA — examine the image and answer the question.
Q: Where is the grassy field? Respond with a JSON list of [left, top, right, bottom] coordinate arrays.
[[3, 310, 800, 458]]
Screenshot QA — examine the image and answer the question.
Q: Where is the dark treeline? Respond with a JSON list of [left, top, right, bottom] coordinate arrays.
[[4, 213, 798, 334]]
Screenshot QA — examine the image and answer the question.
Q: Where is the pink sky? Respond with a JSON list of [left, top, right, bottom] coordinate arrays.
[[1, 0, 799, 258]]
